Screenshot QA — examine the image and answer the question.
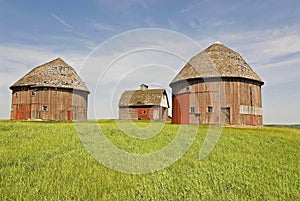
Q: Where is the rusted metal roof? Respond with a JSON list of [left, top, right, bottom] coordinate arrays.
[[170, 42, 264, 85], [10, 57, 89, 93]]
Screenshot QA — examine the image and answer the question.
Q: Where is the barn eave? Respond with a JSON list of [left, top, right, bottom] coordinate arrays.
[[169, 76, 264, 87]]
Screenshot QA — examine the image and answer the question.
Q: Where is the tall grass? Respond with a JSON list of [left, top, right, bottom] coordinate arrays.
[[0, 120, 299, 200]]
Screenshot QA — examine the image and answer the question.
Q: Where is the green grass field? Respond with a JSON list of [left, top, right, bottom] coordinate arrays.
[[0, 120, 299, 200]]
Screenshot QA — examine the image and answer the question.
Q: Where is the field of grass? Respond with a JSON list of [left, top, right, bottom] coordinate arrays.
[[0, 120, 299, 200]]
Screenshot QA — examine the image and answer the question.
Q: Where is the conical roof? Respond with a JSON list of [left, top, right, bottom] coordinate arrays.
[[10, 57, 89, 93], [170, 42, 264, 85]]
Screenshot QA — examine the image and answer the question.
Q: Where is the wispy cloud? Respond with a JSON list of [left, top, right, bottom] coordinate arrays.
[[92, 0, 150, 10], [140, 0, 148, 9], [187, 19, 201, 30], [180, 1, 206, 13], [51, 13, 73, 30], [91, 21, 117, 32]]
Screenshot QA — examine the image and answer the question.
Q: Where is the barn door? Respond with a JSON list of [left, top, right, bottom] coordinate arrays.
[[221, 107, 230, 125], [162, 107, 166, 120], [67, 110, 72, 121], [16, 104, 21, 120], [16, 103, 31, 120], [195, 113, 200, 124], [26, 104, 31, 119], [153, 109, 159, 120], [172, 94, 189, 124]]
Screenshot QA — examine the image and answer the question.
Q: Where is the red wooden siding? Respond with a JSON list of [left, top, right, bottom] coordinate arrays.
[[119, 106, 168, 121]]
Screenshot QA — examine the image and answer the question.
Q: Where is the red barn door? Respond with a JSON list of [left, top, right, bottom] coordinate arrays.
[[16, 103, 31, 120], [138, 108, 151, 120], [172, 94, 189, 124], [67, 110, 72, 121]]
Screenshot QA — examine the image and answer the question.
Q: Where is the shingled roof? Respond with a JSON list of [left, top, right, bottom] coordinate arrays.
[[10, 57, 89, 93], [170, 42, 264, 85], [119, 89, 168, 107]]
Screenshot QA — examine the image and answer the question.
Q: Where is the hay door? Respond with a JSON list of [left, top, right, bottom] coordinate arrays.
[[221, 107, 230, 125]]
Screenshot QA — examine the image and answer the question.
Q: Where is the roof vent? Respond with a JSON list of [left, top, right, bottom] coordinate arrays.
[[140, 84, 148, 90], [214, 41, 222, 44]]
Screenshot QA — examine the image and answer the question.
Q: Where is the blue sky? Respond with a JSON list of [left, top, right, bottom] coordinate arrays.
[[0, 0, 300, 123]]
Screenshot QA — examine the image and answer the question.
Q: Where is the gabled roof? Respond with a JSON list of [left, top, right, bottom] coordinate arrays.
[[170, 42, 264, 86], [10, 57, 89, 93], [119, 89, 169, 107]]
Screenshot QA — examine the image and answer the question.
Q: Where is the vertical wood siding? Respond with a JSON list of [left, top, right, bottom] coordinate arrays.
[[10, 87, 88, 121], [171, 78, 263, 126]]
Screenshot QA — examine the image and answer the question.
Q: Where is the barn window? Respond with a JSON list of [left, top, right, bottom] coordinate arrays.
[[190, 107, 195, 113], [31, 91, 36, 96], [143, 110, 147, 114], [208, 106, 213, 113], [42, 105, 48, 111], [186, 86, 189, 93]]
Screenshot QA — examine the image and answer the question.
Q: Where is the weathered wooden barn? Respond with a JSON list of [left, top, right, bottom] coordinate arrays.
[[10, 58, 90, 121], [169, 42, 264, 126], [118, 84, 169, 120]]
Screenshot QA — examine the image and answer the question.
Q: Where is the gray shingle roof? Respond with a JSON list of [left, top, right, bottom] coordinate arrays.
[[10, 57, 89, 93], [170, 42, 264, 85]]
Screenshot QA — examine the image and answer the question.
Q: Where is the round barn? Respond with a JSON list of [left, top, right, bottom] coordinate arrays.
[[9, 58, 90, 121], [169, 42, 264, 126]]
